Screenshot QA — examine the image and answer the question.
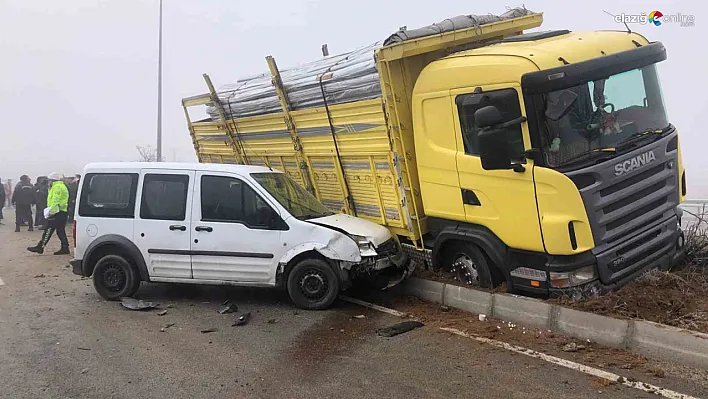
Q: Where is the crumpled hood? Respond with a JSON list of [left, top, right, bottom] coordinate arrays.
[[308, 214, 392, 247]]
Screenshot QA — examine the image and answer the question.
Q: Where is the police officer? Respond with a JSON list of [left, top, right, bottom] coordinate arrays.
[[11, 175, 34, 232], [27, 172, 69, 255]]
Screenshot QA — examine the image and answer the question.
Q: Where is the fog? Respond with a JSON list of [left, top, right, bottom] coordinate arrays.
[[1, 0, 706, 196]]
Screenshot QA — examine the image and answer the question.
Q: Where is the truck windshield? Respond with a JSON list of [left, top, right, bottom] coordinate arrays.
[[251, 173, 334, 220], [539, 64, 669, 168]]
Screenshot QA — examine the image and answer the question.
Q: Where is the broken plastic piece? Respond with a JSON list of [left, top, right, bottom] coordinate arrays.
[[157, 310, 168, 316], [353, 315, 366, 319], [478, 314, 487, 322], [200, 328, 218, 334], [376, 321, 424, 337], [232, 312, 251, 326], [218, 303, 239, 314], [120, 298, 158, 311]]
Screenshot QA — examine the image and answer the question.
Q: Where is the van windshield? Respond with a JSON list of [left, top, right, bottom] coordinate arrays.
[[251, 173, 334, 220], [539, 64, 669, 168]]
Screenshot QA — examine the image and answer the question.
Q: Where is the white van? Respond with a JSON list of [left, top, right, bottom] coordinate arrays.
[[70, 163, 411, 309]]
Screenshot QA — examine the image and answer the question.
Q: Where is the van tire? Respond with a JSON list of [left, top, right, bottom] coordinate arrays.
[[287, 258, 339, 310], [444, 242, 495, 289], [93, 254, 141, 300]]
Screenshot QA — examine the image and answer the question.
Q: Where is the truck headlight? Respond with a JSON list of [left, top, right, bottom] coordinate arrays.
[[549, 265, 598, 288]]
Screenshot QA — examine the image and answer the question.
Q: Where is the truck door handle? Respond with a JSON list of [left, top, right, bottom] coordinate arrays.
[[169, 225, 187, 231], [195, 226, 213, 232]]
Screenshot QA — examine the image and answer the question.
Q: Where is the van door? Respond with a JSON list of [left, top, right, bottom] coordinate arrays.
[[191, 172, 285, 283], [133, 169, 195, 279], [451, 85, 544, 252]]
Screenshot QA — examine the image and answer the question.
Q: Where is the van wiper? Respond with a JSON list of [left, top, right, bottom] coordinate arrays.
[[555, 147, 617, 168], [617, 127, 667, 148]]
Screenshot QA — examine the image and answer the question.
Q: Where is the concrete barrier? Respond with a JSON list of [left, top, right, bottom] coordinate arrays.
[[493, 294, 551, 329], [402, 278, 708, 369], [555, 307, 629, 347], [631, 321, 708, 369], [403, 278, 444, 304], [443, 285, 493, 315]]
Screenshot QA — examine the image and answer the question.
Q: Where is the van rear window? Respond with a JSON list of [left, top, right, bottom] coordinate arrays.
[[78, 173, 138, 218]]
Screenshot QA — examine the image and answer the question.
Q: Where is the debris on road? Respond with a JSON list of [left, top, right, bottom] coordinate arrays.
[[353, 315, 366, 319], [34, 274, 45, 278], [157, 310, 168, 316], [120, 298, 158, 311], [562, 343, 587, 353], [478, 314, 487, 322], [376, 321, 424, 337], [77, 347, 91, 351], [232, 312, 251, 326], [440, 305, 450, 312], [218, 302, 238, 314], [80, 368, 89, 374], [200, 328, 218, 334], [267, 318, 277, 324]]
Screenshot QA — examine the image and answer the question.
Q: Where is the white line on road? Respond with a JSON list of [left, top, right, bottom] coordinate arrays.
[[339, 296, 408, 317], [0, 276, 4, 286], [344, 297, 697, 399], [441, 328, 698, 399]]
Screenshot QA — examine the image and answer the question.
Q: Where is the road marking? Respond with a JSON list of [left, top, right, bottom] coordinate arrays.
[[345, 297, 697, 399], [0, 276, 4, 286], [339, 296, 408, 317], [441, 328, 698, 399]]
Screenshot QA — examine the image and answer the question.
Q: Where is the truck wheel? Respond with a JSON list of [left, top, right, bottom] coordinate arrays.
[[93, 254, 141, 301], [445, 243, 495, 289], [287, 258, 339, 310]]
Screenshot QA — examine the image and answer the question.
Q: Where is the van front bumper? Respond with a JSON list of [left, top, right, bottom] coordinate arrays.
[[70, 259, 84, 276]]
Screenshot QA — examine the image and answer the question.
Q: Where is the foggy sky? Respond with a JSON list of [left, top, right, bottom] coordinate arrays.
[[1, 0, 706, 196]]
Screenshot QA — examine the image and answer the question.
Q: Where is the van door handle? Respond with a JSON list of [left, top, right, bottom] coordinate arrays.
[[195, 226, 213, 232], [169, 225, 187, 231]]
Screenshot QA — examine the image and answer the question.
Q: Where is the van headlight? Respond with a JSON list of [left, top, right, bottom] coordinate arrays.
[[350, 235, 377, 256], [350, 235, 372, 250]]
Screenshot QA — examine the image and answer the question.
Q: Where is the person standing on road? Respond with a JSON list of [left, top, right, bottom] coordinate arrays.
[[67, 174, 80, 223], [34, 176, 49, 230], [0, 177, 5, 225], [12, 175, 34, 232], [27, 172, 70, 255]]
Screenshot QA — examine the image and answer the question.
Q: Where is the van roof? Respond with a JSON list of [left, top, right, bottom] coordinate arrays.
[[83, 162, 279, 175]]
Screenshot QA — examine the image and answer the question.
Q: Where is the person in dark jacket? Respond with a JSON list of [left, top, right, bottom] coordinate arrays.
[[67, 174, 80, 223], [34, 176, 49, 230], [12, 175, 34, 232], [0, 178, 5, 225]]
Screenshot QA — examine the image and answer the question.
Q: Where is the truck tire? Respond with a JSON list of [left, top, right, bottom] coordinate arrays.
[[444, 242, 495, 289], [287, 258, 339, 310], [93, 254, 141, 301]]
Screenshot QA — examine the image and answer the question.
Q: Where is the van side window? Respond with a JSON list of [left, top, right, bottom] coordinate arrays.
[[200, 175, 275, 229], [140, 174, 190, 221], [78, 173, 138, 218], [456, 88, 526, 159]]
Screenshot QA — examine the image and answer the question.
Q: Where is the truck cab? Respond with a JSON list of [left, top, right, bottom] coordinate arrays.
[[412, 30, 685, 296]]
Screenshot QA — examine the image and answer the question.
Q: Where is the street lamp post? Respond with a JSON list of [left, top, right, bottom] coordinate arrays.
[[156, 0, 163, 162]]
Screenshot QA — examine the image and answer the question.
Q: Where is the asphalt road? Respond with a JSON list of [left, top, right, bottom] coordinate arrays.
[[0, 210, 706, 399]]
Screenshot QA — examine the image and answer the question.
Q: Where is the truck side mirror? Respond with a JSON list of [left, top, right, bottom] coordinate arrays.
[[475, 106, 512, 170], [474, 105, 503, 128]]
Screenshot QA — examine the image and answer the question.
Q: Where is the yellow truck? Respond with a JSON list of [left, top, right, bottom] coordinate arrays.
[[182, 8, 686, 297]]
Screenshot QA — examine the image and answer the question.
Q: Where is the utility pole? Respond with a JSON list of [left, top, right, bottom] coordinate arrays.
[[156, 0, 163, 162]]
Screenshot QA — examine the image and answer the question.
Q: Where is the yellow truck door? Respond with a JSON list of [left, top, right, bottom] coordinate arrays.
[[451, 85, 544, 253]]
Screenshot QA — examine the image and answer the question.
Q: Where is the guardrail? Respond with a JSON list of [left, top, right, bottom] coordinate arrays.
[[679, 199, 708, 227]]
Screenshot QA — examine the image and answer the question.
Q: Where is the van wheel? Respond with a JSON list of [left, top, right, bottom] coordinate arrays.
[[93, 255, 140, 300], [445, 243, 495, 289], [287, 258, 339, 310]]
